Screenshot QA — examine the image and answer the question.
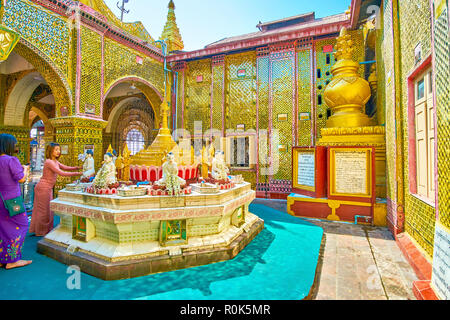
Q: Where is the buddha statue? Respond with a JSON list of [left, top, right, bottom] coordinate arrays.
[[92, 152, 117, 189], [115, 144, 132, 181], [155, 152, 186, 195], [81, 150, 95, 181], [211, 151, 229, 181]]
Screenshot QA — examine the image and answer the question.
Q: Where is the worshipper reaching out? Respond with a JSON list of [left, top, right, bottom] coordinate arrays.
[[29, 143, 82, 237], [0, 134, 32, 269]]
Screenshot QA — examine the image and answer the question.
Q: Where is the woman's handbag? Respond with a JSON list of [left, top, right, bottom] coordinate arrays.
[[0, 191, 26, 217]]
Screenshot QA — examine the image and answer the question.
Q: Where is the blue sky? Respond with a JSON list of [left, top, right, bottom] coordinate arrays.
[[104, 0, 351, 51]]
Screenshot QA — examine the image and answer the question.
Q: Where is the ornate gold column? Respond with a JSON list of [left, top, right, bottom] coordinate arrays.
[[51, 117, 107, 193], [0, 125, 31, 163], [318, 27, 387, 200]]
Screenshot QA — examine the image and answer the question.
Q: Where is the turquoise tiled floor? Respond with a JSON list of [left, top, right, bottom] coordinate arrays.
[[0, 203, 323, 300]]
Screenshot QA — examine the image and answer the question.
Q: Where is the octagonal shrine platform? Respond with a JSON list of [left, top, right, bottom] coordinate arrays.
[[37, 182, 264, 280]]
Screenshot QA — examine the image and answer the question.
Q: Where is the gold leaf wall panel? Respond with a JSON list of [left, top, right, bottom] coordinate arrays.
[[80, 26, 102, 115], [104, 38, 164, 96], [225, 52, 257, 131], [185, 59, 211, 134], [257, 55, 270, 180], [271, 52, 294, 181], [434, 7, 450, 229], [297, 49, 312, 146], [398, 0, 436, 257], [212, 64, 224, 131]]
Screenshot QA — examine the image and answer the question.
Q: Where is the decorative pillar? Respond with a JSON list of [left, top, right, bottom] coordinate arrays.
[[0, 125, 31, 164], [50, 117, 107, 193]]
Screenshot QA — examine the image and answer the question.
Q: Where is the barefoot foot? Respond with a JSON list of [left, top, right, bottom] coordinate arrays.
[[6, 260, 32, 270]]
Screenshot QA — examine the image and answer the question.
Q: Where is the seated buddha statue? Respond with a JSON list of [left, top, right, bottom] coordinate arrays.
[[155, 152, 186, 195], [92, 152, 117, 189], [211, 151, 229, 181]]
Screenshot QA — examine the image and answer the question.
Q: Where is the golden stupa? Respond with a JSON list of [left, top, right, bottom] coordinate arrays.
[[318, 27, 386, 199], [130, 97, 179, 166], [322, 27, 373, 128]]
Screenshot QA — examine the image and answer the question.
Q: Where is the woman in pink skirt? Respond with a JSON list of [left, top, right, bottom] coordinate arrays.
[[29, 143, 82, 237]]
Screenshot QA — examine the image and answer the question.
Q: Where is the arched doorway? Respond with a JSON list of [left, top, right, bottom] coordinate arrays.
[[103, 79, 161, 156]]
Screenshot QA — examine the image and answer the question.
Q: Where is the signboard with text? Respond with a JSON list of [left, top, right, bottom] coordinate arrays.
[[292, 146, 327, 198], [327, 146, 376, 204]]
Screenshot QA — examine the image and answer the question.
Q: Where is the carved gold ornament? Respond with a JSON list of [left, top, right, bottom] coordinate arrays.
[[0, 26, 20, 62]]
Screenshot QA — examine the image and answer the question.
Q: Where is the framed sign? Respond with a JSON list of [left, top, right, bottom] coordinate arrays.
[[72, 216, 87, 241], [85, 104, 95, 114], [278, 113, 288, 122], [196, 75, 203, 83], [72, 216, 95, 242], [61, 145, 69, 155], [299, 112, 311, 121], [159, 220, 187, 246], [323, 45, 334, 53], [292, 146, 327, 198], [237, 69, 246, 77], [278, 144, 287, 152], [236, 124, 245, 131], [328, 146, 376, 203]]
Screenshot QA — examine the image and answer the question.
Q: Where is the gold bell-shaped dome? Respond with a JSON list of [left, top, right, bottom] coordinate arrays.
[[323, 27, 372, 128]]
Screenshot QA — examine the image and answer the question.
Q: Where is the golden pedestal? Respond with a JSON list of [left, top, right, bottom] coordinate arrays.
[[318, 126, 386, 199]]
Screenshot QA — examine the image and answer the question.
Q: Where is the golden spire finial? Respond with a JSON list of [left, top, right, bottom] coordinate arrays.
[[123, 142, 131, 158], [334, 27, 354, 61], [159, 0, 184, 52]]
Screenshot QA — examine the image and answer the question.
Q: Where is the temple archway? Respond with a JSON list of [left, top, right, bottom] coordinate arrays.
[[6, 41, 73, 117], [103, 77, 163, 127], [103, 79, 160, 155], [4, 71, 45, 126]]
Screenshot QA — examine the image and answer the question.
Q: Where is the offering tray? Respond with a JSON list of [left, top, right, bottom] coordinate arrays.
[[191, 182, 220, 194], [231, 175, 243, 184], [117, 186, 148, 197], [66, 183, 82, 192]]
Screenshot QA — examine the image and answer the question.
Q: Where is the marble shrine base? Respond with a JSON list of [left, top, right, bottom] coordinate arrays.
[[38, 182, 265, 280], [37, 215, 263, 280]]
